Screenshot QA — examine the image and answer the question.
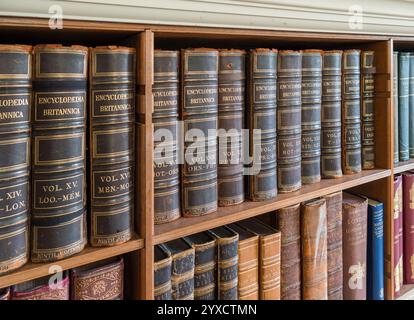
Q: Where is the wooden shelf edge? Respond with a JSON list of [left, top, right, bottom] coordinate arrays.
[[0, 237, 144, 289], [397, 284, 414, 300], [154, 169, 391, 244], [393, 159, 414, 174]]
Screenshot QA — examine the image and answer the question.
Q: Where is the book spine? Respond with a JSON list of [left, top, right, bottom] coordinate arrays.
[[154, 254, 173, 300], [361, 51, 376, 169], [0, 45, 31, 275], [260, 231, 281, 300], [237, 236, 259, 300], [325, 191, 343, 300], [399, 52, 410, 161], [394, 176, 403, 297], [321, 51, 343, 178], [342, 50, 362, 174], [170, 248, 195, 300], [301, 50, 322, 184], [89, 47, 135, 246], [153, 50, 181, 224], [276, 204, 301, 300], [218, 50, 245, 206], [12, 274, 70, 300], [277, 51, 302, 192], [394, 52, 400, 163], [192, 240, 216, 300], [403, 172, 414, 284], [217, 233, 239, 300], [31, 45, 87, 262], [0, 288, 10, 300], [247, 49, 277, 201], [410, 54, 414, 158], [301, 198, 328, 300], [181, 49, 218, 217]]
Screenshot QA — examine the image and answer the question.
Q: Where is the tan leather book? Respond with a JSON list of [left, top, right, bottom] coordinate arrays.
[[301, 198, 328, 300]]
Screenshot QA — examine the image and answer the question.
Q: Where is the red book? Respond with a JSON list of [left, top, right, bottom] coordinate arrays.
[[403, 172, 414, 284], [393, 175, 403, 297]]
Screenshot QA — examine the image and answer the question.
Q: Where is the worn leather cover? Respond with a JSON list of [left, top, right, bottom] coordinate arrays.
[[277, 51, 302, 192], [31, 45, 87, 262], [342, 50, 362, 174], [154, 244, 172, 300], [0, 45, 31, 275], [181, 48, 218, 217], [276, 204, 301, 300], [246, 49, 277, 201], [184, 232, 217, 300], [403, 172, 414, 284], [301, 50, 322, 184], [321, 50, 343, 178], [399, 52, 410, 161], [410, 54, 414, 158], [325, 191, 343, 300], [218, 50, 245, 207], [301, 198, 328, 300], [393, 175, 403, 297], [361, 51, 376, 169], [342, 192, 368, 300], [153, 50, 181, 224], [0, 287, 10, 300], [393, 52, 400, 163]]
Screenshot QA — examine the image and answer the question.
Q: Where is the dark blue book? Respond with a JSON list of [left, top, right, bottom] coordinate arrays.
[[399, 52, 410, 161], [367, 198, 384, 300]]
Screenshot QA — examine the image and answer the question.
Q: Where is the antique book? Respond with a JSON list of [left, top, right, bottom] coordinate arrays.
[[154, 244, 172, 300], [181, 48, 218, 217], [31, 45, 87, 262], [217, 49, 245, 207], [71, 257, 124, 300], [301, 198, 328, 300], [403, 172, 414, 284], [393, 52, 399, 163], [228, 223, 259, 300], [399, 52, 410, 161], [367, 198, 384, 300], [410, 53, 414, 158], [0, 287, 10, 300], [301, 50, 322, 184], [153, 50, 181, 224], [0, 45, 31, 275], [277, 50, 302, 192], [321, 50, 343, 178], [208, 226, 238, 300], [238, 218, 281, 300], [163, 238, 195, 300], [183, 232, 217, 300], [246, 49, 277, 201], [89, 46, 135, 246], [342, 50, 362, 174], [394, 175, 403, 297], [325, 191, 343, 300], [275, 204, 301, 300], [11, 272, 69, 300], [342, 192, 368, 300], [361, 51, 376, 169]]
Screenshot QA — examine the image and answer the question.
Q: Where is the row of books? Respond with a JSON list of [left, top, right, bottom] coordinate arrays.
[[154, 48, 377, 225], [154, 192, 384, 300], [0, 257, 124, 300]]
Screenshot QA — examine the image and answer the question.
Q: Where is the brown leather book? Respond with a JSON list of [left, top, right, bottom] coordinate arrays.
[[238, 218, 281, 300], [181, 48, 218, 217], [153, 50, 181, 224], [301, 198, 328, 300], [277, 50, 302, 193], [325, 191, 343, 300], [0, 287, 10, 300], [71, 257, 124, 300], [218, 49, 245, 207], [342, 192, 368, 300], [154, 244, 172, 300], [89, 46, 135, 246], [275, 204, 301, 300]]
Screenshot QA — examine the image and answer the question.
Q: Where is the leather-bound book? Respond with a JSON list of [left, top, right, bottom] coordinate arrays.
[[277, 51, 302, 192], [71, 257, 124, 300], [0, 287, 10, 300], [325, 191, 343, 300], [393, 175, 403, 297], [403, 172, 414, 284], [163, 238, 195, 300], [275, 204, 301, 300], [238, 218, 281, 300], [0, 45, 31, 275], [246, 49, 277, 201], [393, 52, 399, 163], [153, 50, 181, 224], [410, 53, 414, 158], [228, 223, 259, 300], [321, 50, 343, 178], [31, 45, 87, 262], [301, 198, 328, 300], [11, 272, 69, 300], [181, 48, 218, 217], [218, 49, 245, 207], [184, 232, 217, 300], [208, 226, 238, 300], [89, 46, 135, 246], [361, 51, 376, 169], [342, 192, 368, 300], [399, 52, 410, 161], [154, 244, 172, 300], [301, 50, 322, 184], [342, 50, 362, 174]]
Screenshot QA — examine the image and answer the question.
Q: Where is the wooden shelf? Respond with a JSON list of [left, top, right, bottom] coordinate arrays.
[[154, 169, 391, 244], [0, 237, 144, 289], [397, 284, 414, 300], [394, 159, 414, 174]]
